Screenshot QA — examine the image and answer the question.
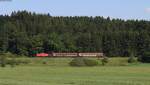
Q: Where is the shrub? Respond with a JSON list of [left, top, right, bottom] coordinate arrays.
[[128, 56, 137, 63], [69, 57, 98, 67], [84, 58, 99, 66], [69, 57, 86, 67], [8, 58, 16, 67], [101, 57, 109, 66], [138, 52, 150, 63], [42, 61, 47, 64], [3, 52, 15, 58], [21, 59, 31, 64], [14, 59, 31, 65], [0, 56, 7, 67], [42, 58, 48, 65], [0, 52, 31, 67]]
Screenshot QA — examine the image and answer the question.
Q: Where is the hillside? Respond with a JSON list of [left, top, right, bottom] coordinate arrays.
[[0, 11, 150, 57]]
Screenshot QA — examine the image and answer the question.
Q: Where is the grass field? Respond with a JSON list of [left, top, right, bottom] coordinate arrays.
[[0, 58, 150, 85]]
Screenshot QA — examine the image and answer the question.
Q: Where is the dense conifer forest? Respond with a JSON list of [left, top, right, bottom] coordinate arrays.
[[0, 11, 150, 57]]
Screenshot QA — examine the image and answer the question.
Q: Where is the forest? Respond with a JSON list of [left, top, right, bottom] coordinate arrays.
[[0, 11, 150, 57]]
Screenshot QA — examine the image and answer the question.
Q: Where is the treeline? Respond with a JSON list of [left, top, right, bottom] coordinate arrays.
[[0, 11, 150, 57]]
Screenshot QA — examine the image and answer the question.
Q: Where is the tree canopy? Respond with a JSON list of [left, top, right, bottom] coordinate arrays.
[[0, 11, 150, 57]]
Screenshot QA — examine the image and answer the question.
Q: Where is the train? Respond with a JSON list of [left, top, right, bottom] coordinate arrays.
[[36, 52, 104, 58]]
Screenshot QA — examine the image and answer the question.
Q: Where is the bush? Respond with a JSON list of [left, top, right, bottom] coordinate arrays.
[[101, 57, 109, 66], [128, 56, 137, 63], [138, 52, 150, 63], [21, 59, 31, 64], [8, 58, 16, 67], [0, 52, 31, 67], [6, 58, 31, 67], [101, 57, 129, 66], [69, 57, 86, 67], [84, 58, 99, 66], [69, 57, 98, 67], [0, 56, 7, 67], [140, 56, 150, 63], [3, 52, 15, 58]]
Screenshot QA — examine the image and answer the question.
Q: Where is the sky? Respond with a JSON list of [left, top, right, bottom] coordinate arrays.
[[0, 0, 150, 20]]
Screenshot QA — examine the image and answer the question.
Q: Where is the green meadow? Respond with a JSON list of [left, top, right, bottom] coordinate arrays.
[[0, 58, 150, 85]]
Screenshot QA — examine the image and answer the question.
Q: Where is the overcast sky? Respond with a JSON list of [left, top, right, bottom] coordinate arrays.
[[0, 0, 150, 20]]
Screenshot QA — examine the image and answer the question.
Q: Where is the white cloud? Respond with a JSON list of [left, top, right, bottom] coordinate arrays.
[[145, 8, 150, 13]]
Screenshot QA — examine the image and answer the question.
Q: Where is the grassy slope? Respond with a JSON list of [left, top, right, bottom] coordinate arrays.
[[0, 58, 150, 85]]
